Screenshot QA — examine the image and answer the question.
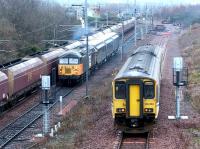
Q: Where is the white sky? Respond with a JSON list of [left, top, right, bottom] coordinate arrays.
[[56, 0, 200, 6]]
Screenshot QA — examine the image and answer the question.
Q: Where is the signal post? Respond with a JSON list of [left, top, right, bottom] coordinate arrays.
[[168, 57, 188, 120]]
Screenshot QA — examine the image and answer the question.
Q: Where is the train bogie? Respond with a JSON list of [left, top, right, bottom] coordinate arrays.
[[0, 72, 8, 101]]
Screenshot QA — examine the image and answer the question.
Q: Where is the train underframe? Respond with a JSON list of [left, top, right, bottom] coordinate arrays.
[[0, 81, 40, 113], [114, 114, 156, 133], [59, 75, 83, 86]]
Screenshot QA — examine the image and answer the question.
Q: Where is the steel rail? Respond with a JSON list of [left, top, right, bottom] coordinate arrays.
[[0, 87, 74, 148], [113, 131, 150, 149], [145, 132, 150, 149], [0, 24, 149, 149]]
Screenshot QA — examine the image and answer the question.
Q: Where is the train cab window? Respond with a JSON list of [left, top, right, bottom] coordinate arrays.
[[115, 81, 126, 99], [69, 58, 79, 64], [59, 58, 68, 64], [144, 81, 154, 99]]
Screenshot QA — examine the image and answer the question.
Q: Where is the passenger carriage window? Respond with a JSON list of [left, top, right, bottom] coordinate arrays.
[[69, 58, 79, 64], [115, 81, 126, 99], [144, 81, 154, 99]]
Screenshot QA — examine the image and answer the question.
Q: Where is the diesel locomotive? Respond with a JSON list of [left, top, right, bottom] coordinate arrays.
[[57, 19, 136, 84], [58, 31, 120, 83], [0, 18, 135, 111]]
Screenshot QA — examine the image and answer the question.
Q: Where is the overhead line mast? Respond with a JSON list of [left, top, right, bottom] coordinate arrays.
[[85, 0, 89, 97]]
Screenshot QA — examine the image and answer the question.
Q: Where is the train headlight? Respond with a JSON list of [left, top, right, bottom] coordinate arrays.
[[144, 108, 153, 113], [116, 108, 125, 112], [59, 67, 63, 72]]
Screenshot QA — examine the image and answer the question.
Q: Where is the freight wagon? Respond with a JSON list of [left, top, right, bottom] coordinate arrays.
[[0, 18, 136, 112]]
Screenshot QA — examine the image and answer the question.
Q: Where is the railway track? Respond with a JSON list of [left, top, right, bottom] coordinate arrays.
[[0, 87, 74, 148], [113, 130, 151, 149], [118, 25, 147, 54], [0, 24, 149, 148]]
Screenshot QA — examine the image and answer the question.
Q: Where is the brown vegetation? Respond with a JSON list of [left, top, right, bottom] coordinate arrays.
[[180, 25, 200, 112], [0, 0, 78, 64], [155, 5, 200, 27], [38, 75, 114, 149], [179, 24, 200, 148]]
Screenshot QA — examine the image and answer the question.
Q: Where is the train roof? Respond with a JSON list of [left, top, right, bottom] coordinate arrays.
[[124, 18, 135, 25], [110, 17, 135, 32], [90, 32, 117, 46], [60, 31, 119, 57], [60, 50, 82, 58], [64, 41, 84, 50], [7, 57, 43, 76], [40, 48, 65, 62], [114, 45, 164, 81], [63, 29, 111, 51], [58, 18, 134, 52], [0, 71, 8, 82], [80, 32, 118, 55]]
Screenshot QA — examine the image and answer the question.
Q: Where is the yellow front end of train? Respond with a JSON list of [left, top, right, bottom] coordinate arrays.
[[111, 45, 164, 131], [58, 64, 83, 76], [112, 78, 159, 129], [58, 51, 85, 82]]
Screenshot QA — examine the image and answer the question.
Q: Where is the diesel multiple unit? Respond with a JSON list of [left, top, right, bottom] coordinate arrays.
[[112, 45, 165, 132]]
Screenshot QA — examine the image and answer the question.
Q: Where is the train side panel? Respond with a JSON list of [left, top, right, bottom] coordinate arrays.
[[106, 40, 114, 57], [0, 72, 8, 101], [7, 58, 44, 96], [90, 52, 96, 68], [96, 44, 106, 64], [40, 48, 65, 75]]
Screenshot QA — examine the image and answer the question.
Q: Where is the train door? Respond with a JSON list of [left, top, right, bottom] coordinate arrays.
[[127, 81, 143, 118]]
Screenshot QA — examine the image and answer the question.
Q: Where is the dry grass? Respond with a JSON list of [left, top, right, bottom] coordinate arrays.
[[180, 24, 200, 111], [187, 128, 200, 149], [179, 23, 200, 149], [35, 76, 113, 149], [179, 24, 200, 50], [179, 131, 191, 149]]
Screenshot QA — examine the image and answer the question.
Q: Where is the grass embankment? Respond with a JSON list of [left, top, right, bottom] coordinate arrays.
[[179, 24, 200, 148], [179, 24, 200, 111], [37, 70, 117, 149]]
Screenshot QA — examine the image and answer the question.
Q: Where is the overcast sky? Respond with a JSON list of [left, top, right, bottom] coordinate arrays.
[[56, 0, 200, 6]]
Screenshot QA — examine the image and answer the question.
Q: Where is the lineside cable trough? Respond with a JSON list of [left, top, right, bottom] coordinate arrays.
[[168, 57, 188, 120]]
